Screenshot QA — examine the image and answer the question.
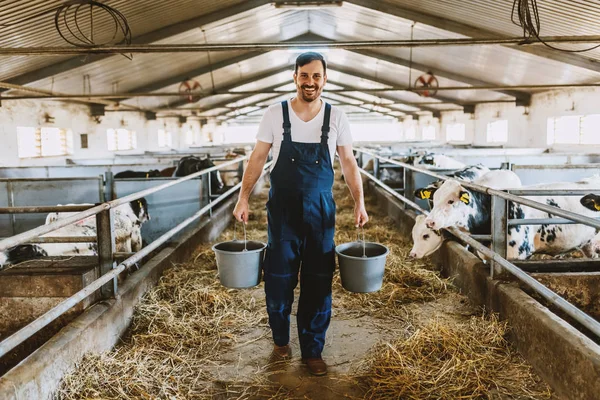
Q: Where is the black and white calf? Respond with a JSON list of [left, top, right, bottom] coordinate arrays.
[[411, 153, 466, 170], [410, 170, 522, 259], [424, 170, 523, 233], [506, 182, 600, 259], [0, 199, 150, 267], [114, 170, 161, 179], [174, 155, 224, 192], [414, 164, 490, 208]]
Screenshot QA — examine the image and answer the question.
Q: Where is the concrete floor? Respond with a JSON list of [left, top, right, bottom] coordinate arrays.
[[214, 288, 480, 399]]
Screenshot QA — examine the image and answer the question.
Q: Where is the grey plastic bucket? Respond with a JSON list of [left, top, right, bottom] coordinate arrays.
[[335, 241, 389, 293], [212, 240, 267, 288]]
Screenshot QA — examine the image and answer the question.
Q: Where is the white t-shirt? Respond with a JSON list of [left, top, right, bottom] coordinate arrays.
[[256, 99, 353, 170]]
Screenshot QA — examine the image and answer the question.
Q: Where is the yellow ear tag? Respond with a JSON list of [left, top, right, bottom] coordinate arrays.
[[138, 200, 143, 209], [459, 192, 470, 205], [594, 202, 600, 211], [420, 189, 432, 200], [146, 173, 149, 178]]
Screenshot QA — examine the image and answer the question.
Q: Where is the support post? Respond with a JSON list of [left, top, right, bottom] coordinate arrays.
[[104, 171, 114, 201], [373, 158, 380, 179], [491, 195, 508, 279], [96, 209, 117, 299], [403, 167, 414, 210]]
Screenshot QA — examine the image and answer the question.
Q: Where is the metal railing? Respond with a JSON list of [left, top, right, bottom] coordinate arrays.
[[356, 148, 600, 339], [0, 156, 265, 359]]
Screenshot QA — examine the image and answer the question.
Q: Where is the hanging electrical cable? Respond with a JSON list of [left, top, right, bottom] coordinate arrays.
[[54, 0, 131, 47], [511, 0, 600, 52]]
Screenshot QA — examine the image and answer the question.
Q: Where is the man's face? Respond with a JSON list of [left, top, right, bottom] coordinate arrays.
[[294, 60, 326, 103]]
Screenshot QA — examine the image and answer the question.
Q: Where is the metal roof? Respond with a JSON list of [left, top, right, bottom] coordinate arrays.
[[1, 0, 600, 123]]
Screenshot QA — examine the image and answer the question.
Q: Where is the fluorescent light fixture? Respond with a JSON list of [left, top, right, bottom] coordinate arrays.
[[274, 1, 343, 10]]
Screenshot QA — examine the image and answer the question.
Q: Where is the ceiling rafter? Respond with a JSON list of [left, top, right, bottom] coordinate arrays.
[[345, 0, 600, 74], [0, 0, 272, 90]]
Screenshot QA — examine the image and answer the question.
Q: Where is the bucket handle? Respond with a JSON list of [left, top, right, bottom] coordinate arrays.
[[357, 226, 366, 258], [233, 221, 248, 252]]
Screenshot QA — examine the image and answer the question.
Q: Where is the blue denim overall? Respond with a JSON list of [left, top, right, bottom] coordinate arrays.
[[263, 100, 336, 359]]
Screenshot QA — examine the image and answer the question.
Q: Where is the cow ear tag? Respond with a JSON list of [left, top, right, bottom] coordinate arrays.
[[459, 191, 470, 205], [594, 199, 600, 211], [418, 189, 432, 199]]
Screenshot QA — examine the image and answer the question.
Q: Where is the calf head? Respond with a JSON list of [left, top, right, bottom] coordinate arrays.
[[424, 180, 473, 230], [147, 169, 161, 178], [410, 215, 444, 258], [581, 194, 600, 212], [130, 198, 150, 224]]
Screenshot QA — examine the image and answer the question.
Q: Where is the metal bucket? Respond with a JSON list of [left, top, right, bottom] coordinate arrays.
[[335, 241, 389, 293], [212, 240, 266, 288]]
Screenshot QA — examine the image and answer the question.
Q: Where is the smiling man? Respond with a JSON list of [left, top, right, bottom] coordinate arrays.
[[233, 52, 368, 376]]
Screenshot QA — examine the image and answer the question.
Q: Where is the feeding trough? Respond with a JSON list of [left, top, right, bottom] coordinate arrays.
[[336, 229, 389, 293], [212, 223, 266, 288]]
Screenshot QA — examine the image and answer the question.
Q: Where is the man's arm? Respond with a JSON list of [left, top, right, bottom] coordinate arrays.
[[233, 140, 272, 222], [337, 144, 369, 227]]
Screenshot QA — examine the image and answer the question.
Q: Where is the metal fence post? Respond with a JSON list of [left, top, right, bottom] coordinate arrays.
[[208, 172, 213, 217], [403, 167, 414, 210], [373, 158, 379, 179], [6, 181, 16, 236], [96, 209, 117, 299], [490, 195, 508, 279], [357, 152, 363, 169]]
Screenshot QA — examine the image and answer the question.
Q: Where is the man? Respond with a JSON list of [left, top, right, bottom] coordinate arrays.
[[233, 52, 368, 376]]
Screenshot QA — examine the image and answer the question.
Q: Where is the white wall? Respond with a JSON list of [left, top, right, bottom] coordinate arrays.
[[0, 101, 209, 167], [2, 87, 600, 167]]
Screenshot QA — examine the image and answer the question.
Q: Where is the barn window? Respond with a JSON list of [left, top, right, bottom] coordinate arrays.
[[581, 114, 600, 144], [157, 129, 173, 148], [421, 125, 436, 140], [548, 115, 600, 145], [486, 120, 508, 143], [17, 127, 73, 158], [185, 129, 195, 145], [107, 128, 137, 151], [446, 123, 465, 142], [404, 125, 416, 140]]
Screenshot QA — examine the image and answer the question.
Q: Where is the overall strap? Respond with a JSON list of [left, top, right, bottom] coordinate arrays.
[[320, 103, 332, 145], [281, 100, 292, 142]]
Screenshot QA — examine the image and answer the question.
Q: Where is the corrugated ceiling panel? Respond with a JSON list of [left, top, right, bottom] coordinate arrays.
[[0, 0, 257, 81], [313, 3, 600, 89]]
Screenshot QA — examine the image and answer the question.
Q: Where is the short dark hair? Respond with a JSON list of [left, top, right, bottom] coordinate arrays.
[[294, 52, 327, 75]]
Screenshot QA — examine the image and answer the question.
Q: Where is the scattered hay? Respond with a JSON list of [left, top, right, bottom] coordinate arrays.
[[58, 167, 549, 399], [57, 190, 271, 400], [355, 314, 552, 400]]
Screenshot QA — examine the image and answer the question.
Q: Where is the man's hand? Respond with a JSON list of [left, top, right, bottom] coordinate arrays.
[[233, 199, 249, 223], [354, 203, 369, 227]]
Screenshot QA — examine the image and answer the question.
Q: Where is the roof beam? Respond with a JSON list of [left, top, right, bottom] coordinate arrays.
[[1, 0, 271, 89], [345, 0, 600, 75]]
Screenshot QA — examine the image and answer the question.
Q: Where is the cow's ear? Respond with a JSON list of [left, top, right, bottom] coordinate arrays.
[[459, 190, 471, 205], [414, 188, 435, 200], [581, 194, 600, 212]]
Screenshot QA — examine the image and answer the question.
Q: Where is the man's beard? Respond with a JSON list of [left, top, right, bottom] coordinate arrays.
[[298, 84, 321, 102]]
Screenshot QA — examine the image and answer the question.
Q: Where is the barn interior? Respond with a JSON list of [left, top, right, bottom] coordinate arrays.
[[0, 1, 600, 399]]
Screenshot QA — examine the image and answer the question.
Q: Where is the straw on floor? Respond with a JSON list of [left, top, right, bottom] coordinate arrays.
[[57, 168, 551, 399], [354, 313, 551, 400]]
